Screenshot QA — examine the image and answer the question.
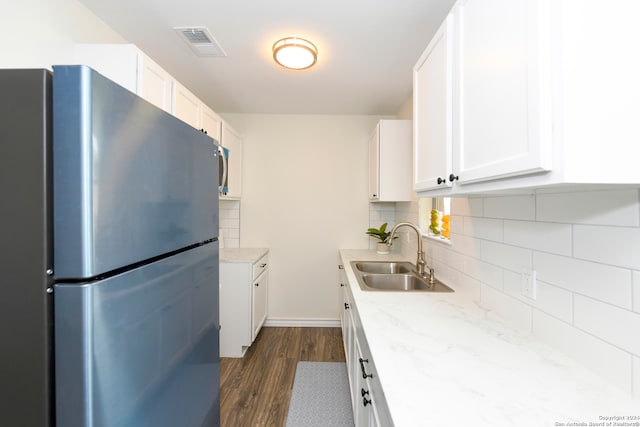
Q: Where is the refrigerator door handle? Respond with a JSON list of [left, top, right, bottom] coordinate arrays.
[[218, 145, 228, 194]]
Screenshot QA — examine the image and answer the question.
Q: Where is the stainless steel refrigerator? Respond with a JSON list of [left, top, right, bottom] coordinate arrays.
[[0, 66, 220, 427]]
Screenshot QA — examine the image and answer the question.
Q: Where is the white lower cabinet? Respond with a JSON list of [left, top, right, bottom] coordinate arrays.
[[220, 252, 268, 357], [339, 265, 391, 427], [354, 341, 381, 427]]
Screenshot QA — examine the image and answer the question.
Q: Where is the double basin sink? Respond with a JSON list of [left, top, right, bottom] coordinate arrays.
[[351, 261, 454, 292]]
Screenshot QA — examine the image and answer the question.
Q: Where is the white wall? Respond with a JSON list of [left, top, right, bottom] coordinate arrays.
[[396, 190, 640, 398], [0, 0, 125, 68], [222, 114, 385, 324]]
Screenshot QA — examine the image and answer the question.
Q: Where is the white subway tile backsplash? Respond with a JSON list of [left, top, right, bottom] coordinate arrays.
[[401, 190, 640, 396], [430, 243, 464, 272], [463, 217, 503, 241], [450, 215, 464, 235], [503, 220, 572, 256], [484, 195, 535, 220], [219, 218, 238, 229], [481, 284, 532, 331], [573, 295, 640, 356], [219, 208, 240, 220], [396, 201, 419, 225], [536, 189, 640, 226], [451, 197, 483, 217], [369, 202, 395, 227], [574, 225, 640, 270], [224, 238, 240, 248], [503, 271, 573, 323], [532, 310, 633, 394], [634, 356, 640, 398], [481, 241, 532, 273], [464, 257, 504, 290], [455, 273, 482, 302], [224, 228, 240, 239], [432, 263, 465, 296], [219, 200, 240, 248], [534, 252, 632, 310], [634, 271, 640, 313], [450, 233, 481, 258]]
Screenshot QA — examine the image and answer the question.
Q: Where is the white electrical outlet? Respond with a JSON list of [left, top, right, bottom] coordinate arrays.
[[521, 267, 537, 300]]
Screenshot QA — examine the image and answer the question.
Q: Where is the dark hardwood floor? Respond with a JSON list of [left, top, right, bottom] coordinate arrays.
[[220, 327, 345, 427]]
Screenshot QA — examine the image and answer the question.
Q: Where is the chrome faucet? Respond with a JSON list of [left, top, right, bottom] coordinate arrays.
[[387, 222, 434, 283]]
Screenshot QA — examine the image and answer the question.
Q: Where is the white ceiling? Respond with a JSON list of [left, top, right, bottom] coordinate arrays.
[[79, 0, 456, 115]]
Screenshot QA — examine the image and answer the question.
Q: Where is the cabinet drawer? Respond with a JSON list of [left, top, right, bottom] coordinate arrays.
[[253, 255, 268, 280]]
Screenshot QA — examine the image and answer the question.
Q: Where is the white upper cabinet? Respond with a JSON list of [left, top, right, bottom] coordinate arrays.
[[172, 81, 202, 129], [414, 0, 640, 196], [220, 122, 243, 199], [368, 124, 381, 199], [173, 81, 225, 145], [73, 43, 226, 142], [200, 106, 222, 143], [452, 0, 551, 184], [413, 15, 454, 192], [136, 55, 173, 113], [73, 44, 173, 113], [369, 120, 413, 202]]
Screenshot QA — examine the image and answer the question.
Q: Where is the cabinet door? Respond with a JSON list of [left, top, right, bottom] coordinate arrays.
[[453, 0, 551, 184], [354, 340, 378, 427], [338, 269, 350, 357], [368, 125, 380, 200], [347, 308, 358, 421], [221, 122, 243, 199], [172, 81, 201, 129], [251, 270, 267, 342], [413, 15, 454, 191], [219, 263, 252, 357], [137, 54, 173, 113], [201, 106, 222, 142]]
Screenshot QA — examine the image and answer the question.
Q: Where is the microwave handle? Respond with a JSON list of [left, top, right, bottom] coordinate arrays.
[[218, 145, 228, 194]]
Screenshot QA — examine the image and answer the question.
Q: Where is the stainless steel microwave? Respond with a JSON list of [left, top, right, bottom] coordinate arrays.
[[217, 144, 229, 195]]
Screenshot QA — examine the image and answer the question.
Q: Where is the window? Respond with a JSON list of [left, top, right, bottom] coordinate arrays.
[[418, 197, 451, 240]]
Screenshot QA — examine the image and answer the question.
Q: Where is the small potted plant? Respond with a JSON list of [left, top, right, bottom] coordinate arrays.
[[366, 222, 397, 254]]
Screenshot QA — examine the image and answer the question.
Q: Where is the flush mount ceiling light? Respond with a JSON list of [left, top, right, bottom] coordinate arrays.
[[272, 37, 318, 70]]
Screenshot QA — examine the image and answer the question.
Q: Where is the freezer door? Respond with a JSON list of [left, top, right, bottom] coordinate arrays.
[[54, 242, 219, 427], [52, 65, 219, 279]]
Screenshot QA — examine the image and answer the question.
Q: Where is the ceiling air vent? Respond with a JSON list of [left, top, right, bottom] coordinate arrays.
[[174, 26, 226, 57]]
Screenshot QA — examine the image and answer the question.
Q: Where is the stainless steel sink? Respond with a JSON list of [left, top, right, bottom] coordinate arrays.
[[350, 261, 454, 292], [362, 274, 453, 292], [354, 261, 413, 274]]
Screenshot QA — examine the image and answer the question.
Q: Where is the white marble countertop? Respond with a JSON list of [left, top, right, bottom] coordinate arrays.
[[339, 249, 639, 427], [220, 248, 268, 263]]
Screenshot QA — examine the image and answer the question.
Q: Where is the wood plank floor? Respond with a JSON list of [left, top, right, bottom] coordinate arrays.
[[220, 327, 345, 427]]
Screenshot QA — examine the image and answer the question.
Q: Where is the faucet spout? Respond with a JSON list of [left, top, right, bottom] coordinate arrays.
[[387, 222, 428, 278]]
